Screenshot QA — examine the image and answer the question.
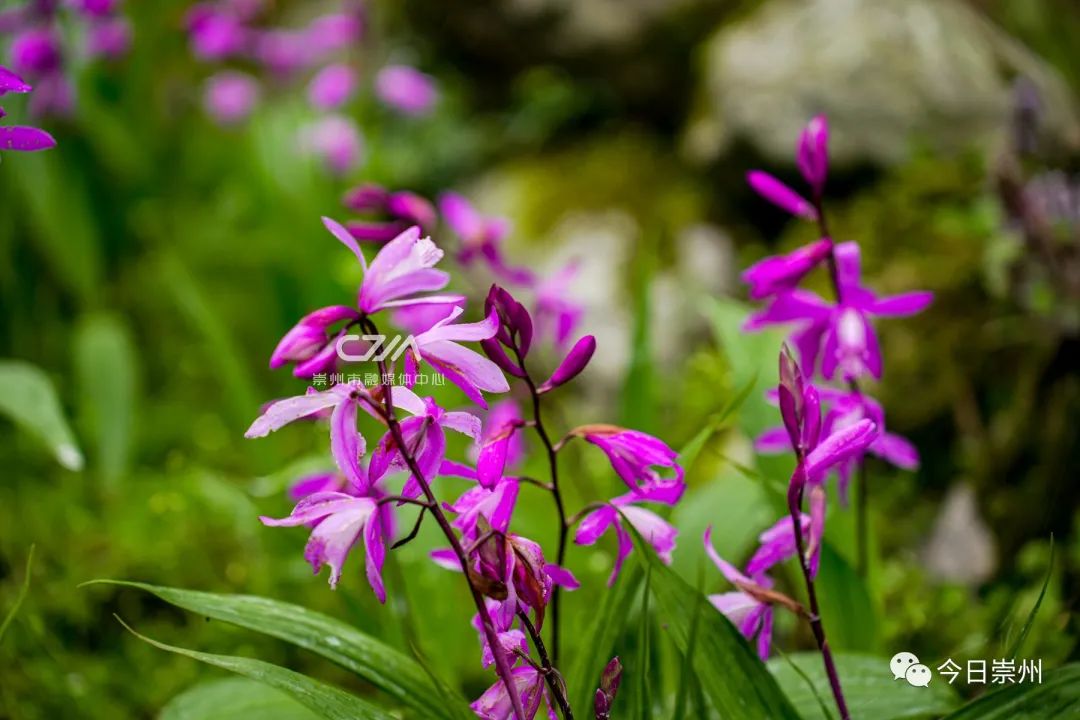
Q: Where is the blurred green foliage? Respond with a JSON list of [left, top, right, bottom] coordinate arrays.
[[0, 0, 1077, 718]]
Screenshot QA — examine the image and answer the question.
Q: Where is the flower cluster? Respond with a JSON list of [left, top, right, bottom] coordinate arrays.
[[247, 210, 684, 718], [0, 64, 55, 151], [1, 0, 130, 117], [187, 1, 437, 176], [703, 114, 928, 720]]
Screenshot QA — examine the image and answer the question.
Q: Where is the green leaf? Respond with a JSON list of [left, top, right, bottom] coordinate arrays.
[[0, 360, 83, 470], [634, 567, 652, 720], [1006, 535, 1053, 659], [90, 581, 470, 720], [630, 529, 801, 719], [0, 545, 34, 646], [117, 617, 389, 720], [814, 543, 878, 653], [567, 563, 643, 715], [940, 663, 1080, 719], [160, 678, 323, 720], [767, 653, 959, 720], [74, 314, 138, 486]]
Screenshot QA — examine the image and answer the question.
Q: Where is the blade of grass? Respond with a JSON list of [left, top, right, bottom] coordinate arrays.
[[0, 545, 34, 646], [1007, 535, 1054, 660]]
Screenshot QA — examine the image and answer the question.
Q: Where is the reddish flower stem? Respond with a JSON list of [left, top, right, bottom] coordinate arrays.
[[362, 316, 527, 720]]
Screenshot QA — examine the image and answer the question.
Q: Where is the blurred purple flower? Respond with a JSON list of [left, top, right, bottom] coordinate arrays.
[[203, 70, 259, 124], [475, 399, 527, 488], [534, 260, 584, 349], [747, 170, 817, 220], [307, 62, 356, 110], [741, 238, 832, 301], [537, 334, 595, 393], [299, 114, 363, 175], [343, 184, 437, 242], [439, 192, 535, 284], [85, 15, 130, 59], [374, 64, 437, 116], [797, 114, 829, 196]]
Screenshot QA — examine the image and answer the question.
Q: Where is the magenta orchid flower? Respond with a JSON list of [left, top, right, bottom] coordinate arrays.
[[747, 242, 932, 380], [0, 65, 55, 151], [288, 472, 348, 501], [475, 399, 527, 488], [269, 304, 360, 377], [472, 665, 557, 720], [403, 305, 510, 407], [797, 114, 829, 196], [299, 114, 363, 175], [368, 391, 481, 493], [747, 170, 817, 221], [574, 481, 682, 585], [320, 216, 462, 315], [374, 64, 437, 116], [244, 383, 371, 489], [260, 491, 387, 599], [439, 192, 535, 284], [445, 474, 520, 541], [757, 385, 919, 502], [537, 334, 596, 393], [343, 184, 437, 242], [741, 238, 833, 301], [703, 526, 776, 660], [570, 424, 684, 492], [745, 512, 823, 579]]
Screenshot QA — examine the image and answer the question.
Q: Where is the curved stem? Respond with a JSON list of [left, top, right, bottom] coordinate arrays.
[[361, 316, 527, 720], [515, 350, 569, 666], [518, 611, 575, 720]]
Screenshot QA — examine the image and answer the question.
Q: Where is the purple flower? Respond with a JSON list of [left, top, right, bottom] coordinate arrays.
[[797, 114, 829, 196], [534, 260, 584, 349], [320, 217, 461, 315], [570, 425, 684, 492], [203, 70, 259, 125], [368, 392, 481, 493], [474, 399, 526, 488], [593, 657, 622, 720], [269, 304, 359, 376], [343, 184, 437, 243], [703, 526, 776, 659], [757, 386, 919, 502], [307, 62, 357, 110], [747, 170, 817, 220], [575, 482, 682, 585], [747, 242, 932, 380], [537, 334, 596, 393], [439, 192, 534, 284], [10, 28, 62, 75], [298, 114, 363, 175], [304, 12, 363, 54], [741, 238, 832, 300], [480, 285, 533, 378], [0, 65, 55, 152], [85, 16, 130, 59], [186, 4, 249, 61], [260, 491, 387, 598], [374, 64, 437, 116], [244, 383, 374, 490], [404, 306, 509, 408], [472, 665, 554, 720], [446, 475, 520, 541], [287, 472, 347, 501], [744, 512, 822, 579]]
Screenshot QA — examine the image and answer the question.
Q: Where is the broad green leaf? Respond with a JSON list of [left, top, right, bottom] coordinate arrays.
[[634, 568, 653, 720], [91, 581, 470, 720], [768, 653, 959, 720], [117, 618, 388, 720], [631, 529, 801, 719], [75, 314, 138, 486], [160, 678, 322, 720], [815, 543, 878, 653], [0, 545, 34, 646], [567, 563, 643, 714], [0, 360, 83, 470], [940, 663, 1080, 719]]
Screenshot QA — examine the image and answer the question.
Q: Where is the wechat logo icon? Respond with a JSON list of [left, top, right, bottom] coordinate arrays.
[[890, 652, 932, 687]]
